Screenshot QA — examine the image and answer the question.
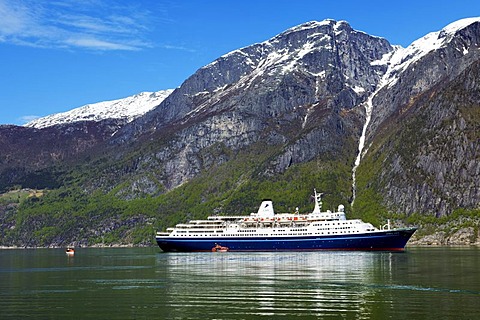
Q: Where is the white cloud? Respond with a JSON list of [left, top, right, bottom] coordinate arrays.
[[0, 1, 35, 34], [65, 36, 141, 51], [160, 44, 196, 52], [0, 0, 154, 51]]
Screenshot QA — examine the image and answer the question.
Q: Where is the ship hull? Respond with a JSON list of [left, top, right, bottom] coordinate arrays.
[[156, 227, 417, 252]]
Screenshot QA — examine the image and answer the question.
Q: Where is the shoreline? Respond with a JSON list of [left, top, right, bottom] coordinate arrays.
[[1, 244, 479, 250], [0, 244, 151, 249]]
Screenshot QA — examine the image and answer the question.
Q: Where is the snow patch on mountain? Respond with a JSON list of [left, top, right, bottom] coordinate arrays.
[[25, 89, 174, 129], [379, 17, 480, 88]]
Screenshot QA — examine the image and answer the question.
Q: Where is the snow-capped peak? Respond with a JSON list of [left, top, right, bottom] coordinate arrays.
[[374, 16, 480, 88], [442, 17, 480, 34], [399, 17, 479, 61], [25, 89, 174, 129], [277, 19, 349, 38]]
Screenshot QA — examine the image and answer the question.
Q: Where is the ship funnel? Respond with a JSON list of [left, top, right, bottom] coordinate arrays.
[[312, 189, 323, 214], [257, 200, 274, 217]]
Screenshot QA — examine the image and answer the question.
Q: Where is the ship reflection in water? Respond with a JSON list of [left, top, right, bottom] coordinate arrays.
[[160, 251, 400, 318]]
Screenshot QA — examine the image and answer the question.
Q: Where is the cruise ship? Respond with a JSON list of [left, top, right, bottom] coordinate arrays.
[[155, 190, 417, 252]]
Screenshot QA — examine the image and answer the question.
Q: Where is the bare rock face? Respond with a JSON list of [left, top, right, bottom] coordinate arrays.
[[109, 20, 394, 195], [412, 227, 479, 246], [476, 229, 480, 245], [447, 227, 477, 245], [117, 20, 392, 142], [356, 21, 480, 217], [413, 231, 448, 246], [361, 61, 480, 216]]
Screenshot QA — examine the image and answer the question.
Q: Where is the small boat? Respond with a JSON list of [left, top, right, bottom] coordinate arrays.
[[66, 248, 75, 256], [212, 244, 229, 252]]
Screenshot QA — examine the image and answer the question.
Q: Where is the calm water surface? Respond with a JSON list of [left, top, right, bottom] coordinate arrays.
[[0, 247, 478, 319]]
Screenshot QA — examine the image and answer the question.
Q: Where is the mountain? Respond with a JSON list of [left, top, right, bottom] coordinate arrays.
[[110, 19, 392, 191], [116, 20, 391, 140], [25, 90, 173, 129], [0, 90, 173, 192], [0, 18, 479, 247], [109, 17, 479, 215], [354, 17, 480, 217], [0, 120, 122, 191]]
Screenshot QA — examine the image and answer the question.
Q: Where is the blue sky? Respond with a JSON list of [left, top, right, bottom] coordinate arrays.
[[1, 0, 479, 125]]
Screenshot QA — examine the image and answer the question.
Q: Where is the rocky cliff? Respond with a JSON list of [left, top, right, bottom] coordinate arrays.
[[107, 20, 393, 197], [355, 20, 480, 217]]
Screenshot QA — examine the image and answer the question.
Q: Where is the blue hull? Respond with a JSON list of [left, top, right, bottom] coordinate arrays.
[[156, 228, 417, 252]]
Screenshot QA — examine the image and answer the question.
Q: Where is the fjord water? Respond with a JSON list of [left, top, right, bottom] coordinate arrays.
[[0, 247, 478, 319]]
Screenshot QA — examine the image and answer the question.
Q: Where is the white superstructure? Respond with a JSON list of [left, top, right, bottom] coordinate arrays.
[[156, 189, 386, 239]]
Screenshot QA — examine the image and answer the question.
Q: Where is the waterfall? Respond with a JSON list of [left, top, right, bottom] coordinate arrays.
[[351, 94, 374, 206], [351, 66, 396, 206]]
